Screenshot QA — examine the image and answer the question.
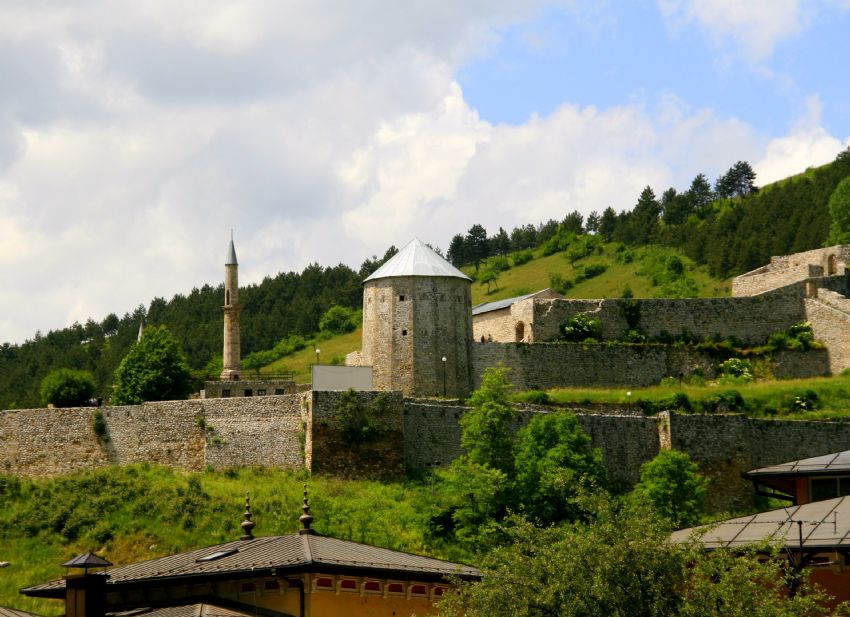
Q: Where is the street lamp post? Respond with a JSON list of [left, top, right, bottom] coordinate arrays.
[[626, 391, 632, 410], [441, 356, 447, 397], [315, 349, 321, 366]]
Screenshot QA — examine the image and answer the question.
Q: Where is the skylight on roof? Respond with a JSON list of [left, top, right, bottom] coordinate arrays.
[[196, 549, 237, 563]]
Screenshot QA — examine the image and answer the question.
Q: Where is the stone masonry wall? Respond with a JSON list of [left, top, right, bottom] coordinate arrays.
[[471, 342, 828, 390], [0, 396, 306, 478], [732, 245, 850, 297], [531, 283, 809, 344], [307, 390, 406, 479], [201, 395, 306, 471], [805, 297, 850, 374]]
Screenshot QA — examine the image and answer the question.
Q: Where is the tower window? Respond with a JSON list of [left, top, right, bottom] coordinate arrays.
[[399, 295, 405, 301], [226, 290, 230, 304], [402, 330, 408, 336], [222, 389, 231, 398]]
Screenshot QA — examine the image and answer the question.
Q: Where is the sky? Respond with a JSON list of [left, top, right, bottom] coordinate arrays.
[[1, 0, 849, 345]]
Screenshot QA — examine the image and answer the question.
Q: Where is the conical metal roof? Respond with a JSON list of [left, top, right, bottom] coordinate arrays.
[[225, 233, 237, 266], [364, 239, 471, 282], [62, 553, 112, 569]]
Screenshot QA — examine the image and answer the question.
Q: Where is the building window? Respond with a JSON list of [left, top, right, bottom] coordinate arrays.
[[409, 584, 427, 597], [363, 580, 381, 593], [240, 583, 255, 594], [264, 580, 280, 591], [402, 329, 408, 336], [340, 579, 358, 592], [274, 389, 284, 395], [222, 389, 231, 398], [244, 389, 253, 397], [386, 582, 404, 595], [315, 577, 334, 590], [810, 477, 850, 501], [257, 389, 266, 396], [399, 295, 405, 301]]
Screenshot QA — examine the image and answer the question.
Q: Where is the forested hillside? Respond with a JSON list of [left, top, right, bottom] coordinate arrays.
[[1, 151, 848, 409]]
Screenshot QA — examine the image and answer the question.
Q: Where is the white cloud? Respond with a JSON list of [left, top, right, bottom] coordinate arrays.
[[658, 0, 803, 61], [755, 96, 850, 185], [0, 1, 845, 344]]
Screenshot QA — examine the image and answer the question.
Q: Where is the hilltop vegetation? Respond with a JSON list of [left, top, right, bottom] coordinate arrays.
[[2, 152, 849, 409]]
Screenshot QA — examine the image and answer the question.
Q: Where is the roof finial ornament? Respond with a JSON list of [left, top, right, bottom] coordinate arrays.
[[240, 494, 255, 540], [299, 484, 314, 534]]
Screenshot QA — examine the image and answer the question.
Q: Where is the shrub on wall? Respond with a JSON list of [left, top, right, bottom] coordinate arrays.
[[332, 390, 395, 443], [561, 314, 602, 343], [40, 368, 96, 408]]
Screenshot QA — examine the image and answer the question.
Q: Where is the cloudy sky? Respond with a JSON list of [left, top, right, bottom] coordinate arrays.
[[2, 0, 849, 344]]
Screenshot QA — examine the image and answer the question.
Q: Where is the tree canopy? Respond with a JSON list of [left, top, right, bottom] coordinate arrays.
[[40, 368, 96, 408], [112, 325, 193, 405], [827, 176, 850, 245]]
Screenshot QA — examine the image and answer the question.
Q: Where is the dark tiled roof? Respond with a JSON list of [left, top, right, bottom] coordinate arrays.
[[0, 607, 44, 617], [745, 450, 850, 478], [672, 496, 850, 549], [22, 533, 480, 597], [111, 604, 252, 617]]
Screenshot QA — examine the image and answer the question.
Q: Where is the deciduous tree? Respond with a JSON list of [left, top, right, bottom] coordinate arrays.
[[112, 325, 193, 405]]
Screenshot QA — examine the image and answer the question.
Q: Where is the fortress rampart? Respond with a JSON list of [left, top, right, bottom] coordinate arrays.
[[471, 344, 829, 390], [5, 395, 850, 512]]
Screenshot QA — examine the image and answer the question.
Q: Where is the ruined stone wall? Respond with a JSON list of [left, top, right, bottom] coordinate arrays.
[[531, 284, 808, 344], [471, 342, 829, 390], [732, 245, 850, 296]]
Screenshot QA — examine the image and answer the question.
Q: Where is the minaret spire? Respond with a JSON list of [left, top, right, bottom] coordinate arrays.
[[220, 232, 241, 381]]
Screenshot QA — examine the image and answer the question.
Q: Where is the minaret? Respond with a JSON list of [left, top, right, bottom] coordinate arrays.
[[220, 232, 241, 381]]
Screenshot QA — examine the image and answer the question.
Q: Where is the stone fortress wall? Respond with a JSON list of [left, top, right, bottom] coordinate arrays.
[[7, 394, 850, 512], [731, 245, 850, 297], [471, 343, 829, 390]]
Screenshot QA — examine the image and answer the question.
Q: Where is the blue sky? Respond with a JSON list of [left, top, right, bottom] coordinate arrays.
[[0, 1, 848, 344], [462, 2, 849, 137]]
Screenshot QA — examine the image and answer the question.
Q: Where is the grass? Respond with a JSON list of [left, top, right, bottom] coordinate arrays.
[[0, 465, 461, 616], [519, 373, 850, 421], [467, 243, 731, 306], [262, 329, 363, 382]]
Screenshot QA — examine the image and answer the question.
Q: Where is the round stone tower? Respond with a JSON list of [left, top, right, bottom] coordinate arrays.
[[220, 233, 241, 380], [361, 239, 472, 398]]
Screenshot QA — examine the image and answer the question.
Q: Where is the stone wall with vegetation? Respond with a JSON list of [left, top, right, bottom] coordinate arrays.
[[307, 390, 406, 479], [7, 396, 850, 512], [471, 342, 828, 390], [531, 283, 809, 344]]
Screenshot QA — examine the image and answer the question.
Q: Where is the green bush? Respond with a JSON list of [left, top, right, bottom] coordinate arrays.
[[112, 325, 193, 405], [561, 314, 601, 342], [319, 305, 360, 335], [512, 250, 534, 266], [718, 358, 754, 383], [40, 368, 96, 407], [549, 272, 573, 295], [699, 390, 745, 413], [516, 390, 551, 405], [488, 256, 511, 272]]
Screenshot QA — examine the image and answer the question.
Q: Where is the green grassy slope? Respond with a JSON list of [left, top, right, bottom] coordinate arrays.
[[0, 466, 456, 616], [467, 243, 730, 307]]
